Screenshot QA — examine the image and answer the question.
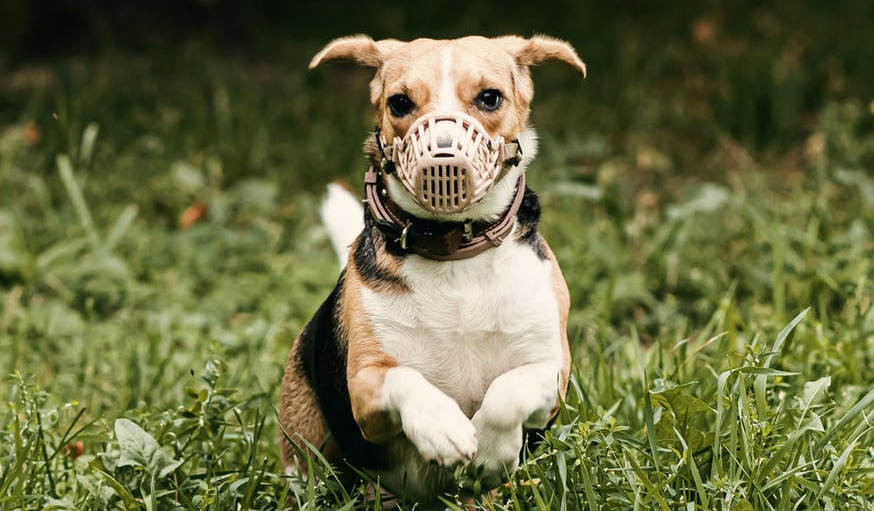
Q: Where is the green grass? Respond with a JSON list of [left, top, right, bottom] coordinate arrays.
[[2, 32, 874, 509]]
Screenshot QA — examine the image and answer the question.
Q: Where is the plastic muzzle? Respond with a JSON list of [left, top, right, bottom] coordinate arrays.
[[384, 112, 517, 215]]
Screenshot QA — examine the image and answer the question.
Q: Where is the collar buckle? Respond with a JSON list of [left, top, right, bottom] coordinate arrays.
[[398, 222, 411, 249], [364, 166, 526, 261]]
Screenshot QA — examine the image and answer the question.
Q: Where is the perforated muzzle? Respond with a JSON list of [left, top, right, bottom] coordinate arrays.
[[386, 112, 508, 215]]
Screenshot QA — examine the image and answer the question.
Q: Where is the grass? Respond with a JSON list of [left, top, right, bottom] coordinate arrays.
[[2, 21, 874, 510]]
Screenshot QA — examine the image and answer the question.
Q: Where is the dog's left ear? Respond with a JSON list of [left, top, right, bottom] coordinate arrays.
[[497, 35, 587, 77], [309, 35, 404, 69]]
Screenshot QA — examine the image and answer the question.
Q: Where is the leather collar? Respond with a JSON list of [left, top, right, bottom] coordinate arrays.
[[364, 167, 526, 261]]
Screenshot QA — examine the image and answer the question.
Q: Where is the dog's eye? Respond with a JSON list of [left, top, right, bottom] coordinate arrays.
[[387, 94, 415, 117], [475, 89, 503, 112]]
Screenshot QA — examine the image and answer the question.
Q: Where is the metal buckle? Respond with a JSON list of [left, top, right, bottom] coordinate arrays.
[[398, 222, 411, 249]]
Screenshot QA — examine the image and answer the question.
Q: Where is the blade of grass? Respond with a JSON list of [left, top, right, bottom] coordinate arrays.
[[815, 386, 874, 452], [817, 430, 867, 500], [754, 308, 809, 419], [643, 372, 660, 472], [56, 154, 100, 251], [79, 122, 99, 166], [104, 204, 138, 253]]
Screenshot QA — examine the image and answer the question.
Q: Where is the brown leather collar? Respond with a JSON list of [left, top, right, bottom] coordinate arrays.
[[364, 167, 526, 261]]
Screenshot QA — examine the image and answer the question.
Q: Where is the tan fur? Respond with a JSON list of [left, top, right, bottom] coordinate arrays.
[[308, 35, 405, 69], [310, 35, 585, 142], [279, 339, 335, 471], [495, 35, 587, 77], [542, 238, 571, 414], [279, 236, 409, 468], [341, 258, 405, 444]]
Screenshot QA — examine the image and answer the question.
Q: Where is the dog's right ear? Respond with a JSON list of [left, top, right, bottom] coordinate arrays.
[[496, 35, 587, 78], [309, 35, 404, 69]]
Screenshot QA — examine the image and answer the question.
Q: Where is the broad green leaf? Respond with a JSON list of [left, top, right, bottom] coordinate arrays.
[[800, 376, 831, 409], [157, 456, 185, 478], [801, 412, 825, 433], [115, 418, 160, 469]]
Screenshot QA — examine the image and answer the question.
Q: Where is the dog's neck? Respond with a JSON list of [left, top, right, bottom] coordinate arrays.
[[363, 167, 527, 261], [364, 127, 539, 223]]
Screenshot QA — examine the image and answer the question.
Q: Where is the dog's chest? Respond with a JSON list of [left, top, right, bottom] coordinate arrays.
[[360, 237, 561, 415]]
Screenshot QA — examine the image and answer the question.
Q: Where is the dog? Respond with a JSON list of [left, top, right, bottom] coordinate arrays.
[[280, 34, 584, 502]]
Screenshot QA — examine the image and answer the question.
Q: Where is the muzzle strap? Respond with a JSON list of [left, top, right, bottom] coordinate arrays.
[[502, 139, 523, 168], [373, 126, 396, 174]]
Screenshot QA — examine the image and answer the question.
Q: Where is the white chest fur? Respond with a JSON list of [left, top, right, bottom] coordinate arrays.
[[360, 230, 562, 416]]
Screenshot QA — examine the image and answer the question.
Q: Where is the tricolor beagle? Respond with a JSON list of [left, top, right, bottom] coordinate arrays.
[[280, 34, 583, 503]]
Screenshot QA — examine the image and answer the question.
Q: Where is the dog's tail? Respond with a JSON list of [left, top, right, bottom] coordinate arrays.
[[321, 182, 364, 268]]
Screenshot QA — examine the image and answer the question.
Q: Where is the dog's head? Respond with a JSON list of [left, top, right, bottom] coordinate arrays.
[[310, 35, 585, 221]]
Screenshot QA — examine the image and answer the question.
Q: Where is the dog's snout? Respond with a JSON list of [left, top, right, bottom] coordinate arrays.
[[394, 111, 504, 215]]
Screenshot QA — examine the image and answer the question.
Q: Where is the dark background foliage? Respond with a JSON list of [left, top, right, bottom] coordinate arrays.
[[2, 0, 873, 154], [2, 2, 874, 509]]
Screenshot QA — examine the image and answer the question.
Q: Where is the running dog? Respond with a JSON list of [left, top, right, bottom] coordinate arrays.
[[280, 34, 584, 502]]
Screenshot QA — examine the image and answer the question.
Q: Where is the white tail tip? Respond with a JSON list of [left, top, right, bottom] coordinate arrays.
[[321, 183, 364, 268]]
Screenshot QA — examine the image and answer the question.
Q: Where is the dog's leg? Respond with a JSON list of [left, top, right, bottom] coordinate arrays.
[[343, 245, 477, 468], [469, 240, 569, 481], [470, 362, 561, 479], [385, 367, 478, 465], [351, 365, 477, 466]]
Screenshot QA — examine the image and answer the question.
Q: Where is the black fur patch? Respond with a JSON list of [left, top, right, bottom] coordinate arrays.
[[515, 187, 548, 260], [354, 209, 408, 287], [297, 274, 388, 469], [521, 419, 555, 463]]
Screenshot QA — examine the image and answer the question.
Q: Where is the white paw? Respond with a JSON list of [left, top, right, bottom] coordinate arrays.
[[400, 393, 477, 466], [471, 410, 523, 483]]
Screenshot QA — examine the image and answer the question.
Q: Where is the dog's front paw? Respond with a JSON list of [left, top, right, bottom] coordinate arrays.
[[400, 393, 477, 466], [470, 410, 523, 485]]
